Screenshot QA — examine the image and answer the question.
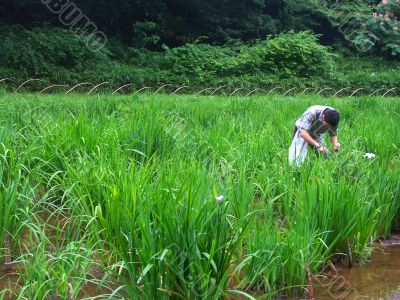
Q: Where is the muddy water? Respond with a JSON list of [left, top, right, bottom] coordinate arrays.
[[0, 271, 111, 299], [0, 272, 18, 299], [315, 245, 400, 300], [3, 246, 400, 299]]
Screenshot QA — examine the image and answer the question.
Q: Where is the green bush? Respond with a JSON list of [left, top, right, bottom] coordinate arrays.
[[332, 54, 400, 90], [0, 26, 109, 75], [326, 0, 400, 57], [353, 1, 400, 57], [1, 26, 399, 92], [235, 31, 336, 78], [163, 43, 238, 81], [163, 32, 335, 80]]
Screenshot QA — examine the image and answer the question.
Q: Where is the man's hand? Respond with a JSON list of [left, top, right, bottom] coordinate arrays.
[[317, 145, 330, 154], [330, 136, 340, 152]]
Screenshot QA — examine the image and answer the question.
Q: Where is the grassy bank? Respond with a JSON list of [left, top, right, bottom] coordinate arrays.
[[1, 93, 399, 299], [1, 29, 400, 94], [1, 54, 400, 95]]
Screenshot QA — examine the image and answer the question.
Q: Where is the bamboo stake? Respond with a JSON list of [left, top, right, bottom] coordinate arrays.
[[306, 262, 315, 300], [346, 238, 354, 268]]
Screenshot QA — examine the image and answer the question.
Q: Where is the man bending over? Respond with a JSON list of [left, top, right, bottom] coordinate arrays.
[[289, 105, 341, 166]]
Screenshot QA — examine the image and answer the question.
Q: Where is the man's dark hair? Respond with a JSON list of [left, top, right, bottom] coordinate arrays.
[[324, 109, 340, 127]]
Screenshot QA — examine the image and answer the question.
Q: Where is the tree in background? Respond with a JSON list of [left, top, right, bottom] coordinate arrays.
[[0, 0, 351, 48], [368, 0, 400, 56]]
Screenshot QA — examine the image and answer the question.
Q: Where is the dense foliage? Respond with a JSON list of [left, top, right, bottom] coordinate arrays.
[[0, 26, 109, 74], [163, 32, 335, 80], [0, 0, 395, 51], [1, 93, 400, 298], [0, 0, 399, 90], [1, 27, 399, 92], [1, 1, 400, 298], [369, 0, 400, 55], [0, 0, 339, 46]]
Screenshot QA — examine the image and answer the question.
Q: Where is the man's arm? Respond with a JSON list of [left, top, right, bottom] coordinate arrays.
[[300, 129, 329, 153], [330, 135, 341, 152]]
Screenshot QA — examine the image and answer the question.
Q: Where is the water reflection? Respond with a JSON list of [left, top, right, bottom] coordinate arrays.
[[315, 246, 400, 300]]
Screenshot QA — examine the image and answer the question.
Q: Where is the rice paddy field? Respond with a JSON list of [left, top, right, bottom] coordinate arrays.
[[1, 92, 400, 299]]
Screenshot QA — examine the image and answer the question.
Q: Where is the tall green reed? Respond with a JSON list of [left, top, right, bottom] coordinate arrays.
[[1, 93, 400, 298]]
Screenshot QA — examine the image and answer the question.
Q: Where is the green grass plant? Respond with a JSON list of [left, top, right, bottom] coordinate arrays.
[[0, 92, 399, 298]]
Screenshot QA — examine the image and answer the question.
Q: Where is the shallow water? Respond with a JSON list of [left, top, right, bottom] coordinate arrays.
[[0, 272, 18, 299], [2, 245, 400, 299], [0, 269, 111, 299], [315, 245, 400, 300]]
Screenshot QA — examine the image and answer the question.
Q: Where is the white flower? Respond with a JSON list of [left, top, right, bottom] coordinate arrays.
[[215, 195, 224, 203], [364, 153, 376, 159]]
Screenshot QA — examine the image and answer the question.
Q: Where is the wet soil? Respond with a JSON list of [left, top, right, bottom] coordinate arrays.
[[315, 237, 400, 299], [0, 274, 111, 299], [3, 235, 400, 299]]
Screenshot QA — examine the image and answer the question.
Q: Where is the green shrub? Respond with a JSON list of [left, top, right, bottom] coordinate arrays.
[[1, 26, 399, 92], [327, 0, 400, 57], [234, 31, 336, 78], [332, 54, 400, 90], [0, 26, 109, 75], [163, 32, 335, 80], [163, 43, 237, 81], [373, 0, 400, 56]]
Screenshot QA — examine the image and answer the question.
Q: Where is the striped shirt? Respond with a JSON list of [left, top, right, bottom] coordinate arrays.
[[295, 105, 338, 139]]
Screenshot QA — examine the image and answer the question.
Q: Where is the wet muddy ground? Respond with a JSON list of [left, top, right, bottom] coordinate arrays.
[[315, 237, 400, 300], [0, 272, 110, 299], [2, 239, 400, 299]]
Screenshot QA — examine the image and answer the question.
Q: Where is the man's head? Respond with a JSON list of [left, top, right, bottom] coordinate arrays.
[[322, 109, 340, 129]]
